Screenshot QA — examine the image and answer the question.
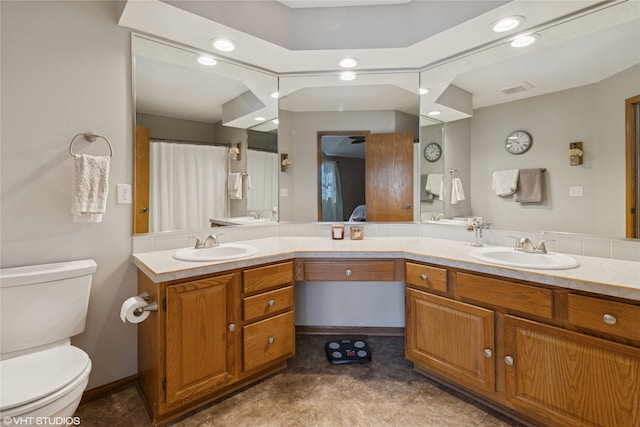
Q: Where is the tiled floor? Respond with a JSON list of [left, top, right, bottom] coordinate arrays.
[[76, 335, 525, 426]]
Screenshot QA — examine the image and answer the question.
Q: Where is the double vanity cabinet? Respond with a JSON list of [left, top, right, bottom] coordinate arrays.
[[133, 240, 640, 426]]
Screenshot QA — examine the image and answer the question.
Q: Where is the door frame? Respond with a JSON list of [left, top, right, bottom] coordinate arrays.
[[626, 95, 640, 238]]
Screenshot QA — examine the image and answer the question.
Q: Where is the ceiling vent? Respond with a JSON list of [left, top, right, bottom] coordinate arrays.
[[500, 81, 534, 95]]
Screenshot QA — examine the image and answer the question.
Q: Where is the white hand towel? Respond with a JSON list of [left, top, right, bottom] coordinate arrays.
[[228, 173, 242, 199], [492, 169, 519, 196], [71, 154, 110, 223], [425, 174, 443, 198], [451, 177, 466, 205]]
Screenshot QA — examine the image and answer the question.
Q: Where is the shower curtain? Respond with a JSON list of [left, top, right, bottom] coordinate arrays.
[[150, 141, 227, 232], [246, 149, 278, 217], [321, 160, 344, 221]]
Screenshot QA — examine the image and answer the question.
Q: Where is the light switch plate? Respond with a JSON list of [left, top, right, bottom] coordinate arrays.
[[569, 186, 583, 197], [280, 188, 288, 197], [117, 184, 132, 204]]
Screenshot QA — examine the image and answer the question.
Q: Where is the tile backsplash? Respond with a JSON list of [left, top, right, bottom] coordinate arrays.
[[132, 222, 640, 262]]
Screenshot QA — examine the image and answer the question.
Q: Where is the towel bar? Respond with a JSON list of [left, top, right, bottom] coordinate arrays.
[[69, 132, 113, 158]]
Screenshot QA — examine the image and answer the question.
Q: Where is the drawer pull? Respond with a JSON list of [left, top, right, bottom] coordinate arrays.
[[268, 337, 275, 344], [504, 356, 514, 365], [345, 269, 353, 276], [228, 323, 236, 332], [420, 273, 428, 281], [268, 299, 276, 307], [603, 313, 617, 325], [483, 348, 493, 358]]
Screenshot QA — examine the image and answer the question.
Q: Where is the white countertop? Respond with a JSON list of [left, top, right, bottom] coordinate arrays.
[[132, 237, 640, 301]]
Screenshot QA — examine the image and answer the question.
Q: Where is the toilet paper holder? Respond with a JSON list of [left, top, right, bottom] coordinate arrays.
[[133, 292, 158, 316]]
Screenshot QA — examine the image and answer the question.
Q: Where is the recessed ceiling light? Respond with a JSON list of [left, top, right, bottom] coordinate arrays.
[[427, 110, 441, 116], [419, 88, 430, 95], [338, 57, 359, 68], [270, 92, 280, 99], [212, 38, 236, 52], [339, 71, 356, 81], [254, 116, 266, 121], [491, 16, 524, 33], [511, 33, 539, 48], [196, 55, 217, 66]]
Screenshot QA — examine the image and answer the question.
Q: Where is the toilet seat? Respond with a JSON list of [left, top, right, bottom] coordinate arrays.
[[0, 346, 91, 413]]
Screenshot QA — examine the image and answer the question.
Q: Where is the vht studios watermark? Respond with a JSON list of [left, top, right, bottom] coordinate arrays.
[[2, 416, 81, 426]]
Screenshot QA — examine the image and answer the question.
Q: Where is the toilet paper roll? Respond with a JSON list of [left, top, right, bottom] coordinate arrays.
[[120, 296, 150, 324]]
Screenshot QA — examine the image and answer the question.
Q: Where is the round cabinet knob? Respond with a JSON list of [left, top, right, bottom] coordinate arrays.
[[268, 300, 276, 307], [228, 323, 236, 331], [603, 313, 617, 325], [504, 356, 514, 366], [420, 273, 428, 281], [345, 269, 353, 276], [268, 337, 275, 344], [483, 348, 493, 358]]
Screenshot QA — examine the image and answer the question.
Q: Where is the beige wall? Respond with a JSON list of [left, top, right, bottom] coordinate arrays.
[[1, 1, 135, 389], [469, 64, 639, 237]]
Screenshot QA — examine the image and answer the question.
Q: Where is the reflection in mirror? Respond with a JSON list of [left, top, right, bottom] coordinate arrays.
[[132, 35, 279, 234], [419, 1, 640, 239], [278, 72, 421, 222], [419, 117, 445, 221]]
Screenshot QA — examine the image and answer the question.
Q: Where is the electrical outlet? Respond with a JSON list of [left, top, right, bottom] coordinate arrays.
[[569, 186, 584, 197], [117, 184, 132, 204], [280, 188, 288, 197]]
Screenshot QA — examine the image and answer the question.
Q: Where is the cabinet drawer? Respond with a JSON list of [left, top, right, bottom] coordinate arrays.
[[567, 294, 640, 342], [303, 260, 396, 281], [243, 311, 295, 372], [456, 273, 553, 319], [406, 262, 447, 293], [243, 286, 294, 322], [243, 262, 293, 294]]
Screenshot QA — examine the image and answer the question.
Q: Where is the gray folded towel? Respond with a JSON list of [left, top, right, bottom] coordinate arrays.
[[515, 168, 543, 203]]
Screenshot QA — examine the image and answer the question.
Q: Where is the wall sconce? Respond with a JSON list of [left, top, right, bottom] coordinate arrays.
[[229, 143, 241, 161], [568, 142, 583, 166], [281, 153, 292, 172]]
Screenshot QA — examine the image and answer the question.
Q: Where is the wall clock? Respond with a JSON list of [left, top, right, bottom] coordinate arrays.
[[423, 142, 442, 162], [505, 130, 532, 155]]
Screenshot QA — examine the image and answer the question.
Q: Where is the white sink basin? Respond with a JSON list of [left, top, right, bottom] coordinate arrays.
[[469, 247, 579, 270], [174, 243, 258, 262]]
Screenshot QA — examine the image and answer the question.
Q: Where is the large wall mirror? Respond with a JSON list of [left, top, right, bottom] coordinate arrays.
[[278, 72, 421, 222], [419, 1, 640, 239], [132, 35, 279, 235]]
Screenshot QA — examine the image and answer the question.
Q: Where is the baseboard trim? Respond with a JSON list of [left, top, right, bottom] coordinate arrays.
[[296, 326, 405, 337], [80, 374, 138, 405]]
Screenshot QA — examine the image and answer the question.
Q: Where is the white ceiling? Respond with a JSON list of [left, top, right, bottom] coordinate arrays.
[[124, 0, 640, 126]]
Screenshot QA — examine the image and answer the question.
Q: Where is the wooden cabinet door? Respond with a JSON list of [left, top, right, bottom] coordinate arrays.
[[504, 315, 640, 427], [406, 288, 495, 394], [165, 274, 239, 405], [366, 131, 414, 221]]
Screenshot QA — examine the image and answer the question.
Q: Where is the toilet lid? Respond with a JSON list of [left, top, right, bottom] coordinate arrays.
[[0, 346, 90, 411]]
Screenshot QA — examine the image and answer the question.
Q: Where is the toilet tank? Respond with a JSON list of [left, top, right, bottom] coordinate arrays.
[[0, 259, 97, 355]]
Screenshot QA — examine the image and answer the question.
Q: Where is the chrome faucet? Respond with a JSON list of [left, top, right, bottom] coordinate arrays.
[[432, 213, 445, 221], [511, 237, 555, 254], [249, 211, 262, 219], [193, 234, 219, 249]]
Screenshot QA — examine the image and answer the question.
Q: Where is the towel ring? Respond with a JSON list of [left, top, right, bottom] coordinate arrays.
[[69, 132, 113, 158]]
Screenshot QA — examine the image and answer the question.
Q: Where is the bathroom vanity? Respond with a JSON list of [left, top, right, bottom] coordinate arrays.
[[133, 237, 640, 426]]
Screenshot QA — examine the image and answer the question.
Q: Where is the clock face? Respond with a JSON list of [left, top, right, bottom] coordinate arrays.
[[505, 130, 532, 155], [424, 142, 442, 162]]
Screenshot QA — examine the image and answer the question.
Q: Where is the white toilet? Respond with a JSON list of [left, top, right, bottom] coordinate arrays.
[[0, 259, 96, 426]]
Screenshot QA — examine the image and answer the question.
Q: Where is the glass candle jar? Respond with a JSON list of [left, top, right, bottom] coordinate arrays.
[[350, 226, 364, 240], [331, 224, 345, 240]]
